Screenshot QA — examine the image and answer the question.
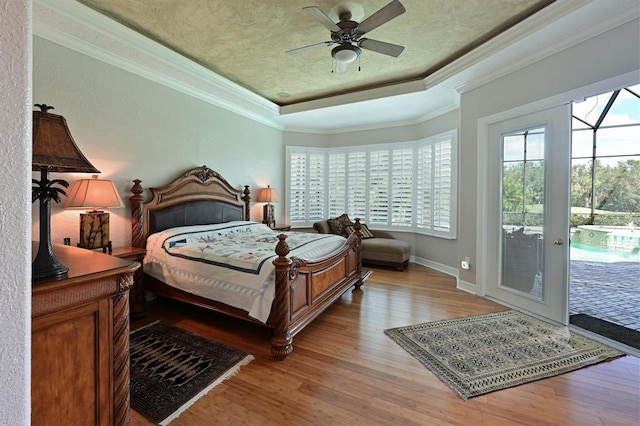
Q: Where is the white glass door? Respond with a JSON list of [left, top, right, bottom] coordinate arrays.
[[486, 105, 571, 324]]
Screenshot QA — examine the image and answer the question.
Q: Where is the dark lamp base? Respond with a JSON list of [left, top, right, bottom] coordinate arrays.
[[262, 203, 275, 228], [32, 248, 68, 280]]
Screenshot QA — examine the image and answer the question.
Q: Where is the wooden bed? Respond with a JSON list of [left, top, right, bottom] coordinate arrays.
[[130, 165, 364, 360]]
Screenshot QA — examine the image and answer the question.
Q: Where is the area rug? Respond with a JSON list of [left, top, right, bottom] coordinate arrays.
[[571, 313, 640, 350], [130, 322, 253, 425], [385, 310, 624, 400]]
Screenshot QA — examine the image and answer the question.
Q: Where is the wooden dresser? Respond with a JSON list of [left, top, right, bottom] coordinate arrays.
[[31, 243, 140, 426]]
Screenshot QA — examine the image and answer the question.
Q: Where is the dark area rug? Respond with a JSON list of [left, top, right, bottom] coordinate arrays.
[[385, 310, 624, 400], [130, 322, 253, 425], [570, 313, 640, 350]]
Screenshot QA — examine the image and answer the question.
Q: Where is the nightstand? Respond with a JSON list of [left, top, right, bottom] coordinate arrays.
[[32, 243, 137, 425], [272, 224, 291, 231], [111, 246, 147, 319]]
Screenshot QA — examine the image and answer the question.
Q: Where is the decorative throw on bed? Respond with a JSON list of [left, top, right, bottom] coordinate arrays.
[[144, 221, 347, 323]]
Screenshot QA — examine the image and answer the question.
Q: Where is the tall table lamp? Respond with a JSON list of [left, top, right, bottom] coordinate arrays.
[[32, 104, 101, 280], [64, 175, 124, 253], [256, 185, 279, 228]]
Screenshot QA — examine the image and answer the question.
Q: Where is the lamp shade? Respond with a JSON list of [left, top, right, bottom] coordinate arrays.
[[64, 175, 124, 209], [255, 185, 279, 203], [32, 105, 100, 173]]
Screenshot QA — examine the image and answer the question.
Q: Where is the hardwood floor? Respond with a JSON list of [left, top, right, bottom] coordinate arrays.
[[130, 264, 640, 425]]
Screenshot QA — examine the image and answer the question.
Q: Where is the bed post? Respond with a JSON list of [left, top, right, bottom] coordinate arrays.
[[131, 179, 145, 248], [353, 218, 364, 289], [242, 185, 251, 221], [271, 234, 293, 360]]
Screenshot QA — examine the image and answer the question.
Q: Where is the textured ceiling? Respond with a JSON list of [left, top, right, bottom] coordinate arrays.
[[75, 0, 554, 107]]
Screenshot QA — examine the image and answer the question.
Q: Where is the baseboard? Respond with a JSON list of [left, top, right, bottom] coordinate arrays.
[[412, 256, 457, 277], [455, 279, 477, 295], [412, 256, 476, 294]]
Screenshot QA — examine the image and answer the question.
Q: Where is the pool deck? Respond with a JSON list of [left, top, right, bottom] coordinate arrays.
[[570, 259, 640, 332]]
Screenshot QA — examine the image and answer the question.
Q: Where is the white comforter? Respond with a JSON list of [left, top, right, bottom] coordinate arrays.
[[144, 221, 347, 322]]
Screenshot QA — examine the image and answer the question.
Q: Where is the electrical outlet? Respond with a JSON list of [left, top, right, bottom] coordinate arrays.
[[63, 237, 71, 246], [461, 256, 471, 270]]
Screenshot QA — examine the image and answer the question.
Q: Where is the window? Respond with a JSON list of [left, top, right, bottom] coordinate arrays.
[[417, 132, 458, 235], [286, 129, 458, 239]]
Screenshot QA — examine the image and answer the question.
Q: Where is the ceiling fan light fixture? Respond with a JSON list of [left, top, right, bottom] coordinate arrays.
[[332, 44, 361, 63]]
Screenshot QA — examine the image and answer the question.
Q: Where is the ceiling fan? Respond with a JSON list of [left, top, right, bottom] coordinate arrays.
[[286, 0, 406, 73]]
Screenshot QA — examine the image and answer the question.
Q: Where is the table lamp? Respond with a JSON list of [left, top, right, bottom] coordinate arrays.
[[256, 185, 279, 228], [32, 104, 100, 280], [64, 175, 124, 253]]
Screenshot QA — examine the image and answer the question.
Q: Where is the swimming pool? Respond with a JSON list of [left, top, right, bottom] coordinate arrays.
[[572, 225, 640, 253], [571, 242, 640, 263]]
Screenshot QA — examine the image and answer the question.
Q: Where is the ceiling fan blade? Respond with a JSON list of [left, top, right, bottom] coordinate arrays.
[[286, 41, 333, 56], [358, 38, 405, 57], [356, 0, 406, 35], [303, 6, 341, 32]]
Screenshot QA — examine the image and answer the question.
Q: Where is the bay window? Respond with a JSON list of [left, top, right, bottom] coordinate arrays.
[[286, 129, 457, 238]]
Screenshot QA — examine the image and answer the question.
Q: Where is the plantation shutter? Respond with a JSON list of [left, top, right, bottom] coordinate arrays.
[[416, 130, 457, 237], [287, 132, 456, 238], [308, 152, 325, 222], [416, 144, 433, 229], [347, 151, 367, 220], [327, 152, 346, 217], [434, 141, 452, 231], [288, 151, 307, 223], [391, 147, 414, 227], [368, 150, 389, 225]]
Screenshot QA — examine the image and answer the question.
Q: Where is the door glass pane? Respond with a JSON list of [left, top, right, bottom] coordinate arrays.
[[501, 126, 545, 300]]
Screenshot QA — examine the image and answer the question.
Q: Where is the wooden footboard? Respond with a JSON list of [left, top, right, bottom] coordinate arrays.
[[130, 166, 363, 360], [270, 222, 363, 359]]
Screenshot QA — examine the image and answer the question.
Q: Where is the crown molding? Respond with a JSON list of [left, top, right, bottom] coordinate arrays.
[[420, 0, 589, 93], [279, 80, 427, 115], [33, 0, 283, 130], [282, 101, 460, 135]]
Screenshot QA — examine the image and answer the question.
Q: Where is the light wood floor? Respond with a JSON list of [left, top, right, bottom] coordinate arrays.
[[130, 264, 640, 426]]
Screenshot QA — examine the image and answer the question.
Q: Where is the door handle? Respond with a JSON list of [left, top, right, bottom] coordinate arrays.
[[553, 238, 563, 245]]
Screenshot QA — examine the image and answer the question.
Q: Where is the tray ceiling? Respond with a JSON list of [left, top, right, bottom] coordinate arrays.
[[75, 0, 554, 107]]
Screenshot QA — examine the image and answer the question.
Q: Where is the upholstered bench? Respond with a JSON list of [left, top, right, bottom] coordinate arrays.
[[313, 218, 411, 271]]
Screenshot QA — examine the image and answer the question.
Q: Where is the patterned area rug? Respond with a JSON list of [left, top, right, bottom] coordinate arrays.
[[130, 322, 253, 425], [385, 310, 624, 400]]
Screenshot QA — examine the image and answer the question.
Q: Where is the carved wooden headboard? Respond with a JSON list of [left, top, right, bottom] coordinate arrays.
[[130, 165, 251, 248]]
